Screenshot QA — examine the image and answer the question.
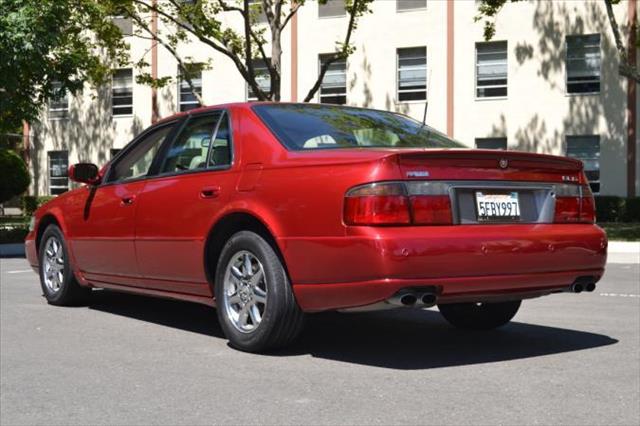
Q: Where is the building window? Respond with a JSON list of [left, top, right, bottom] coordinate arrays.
[[247, 58, 271, 100], [566, 135, 600, 193], [476, 41, 508, 98], [178, 65, 202, 112], [48, 82, 69, 119], [475, 137, 507, 150], [397, 0, 426, 12], [566, 34, 601, 94], [48, 151, 69, 195], [112, 16, 132, 36], [319, 54, 347, 105], [319, 0, 345, 18], [397, 47, 427, 102], [248, 0, 268, 23], [112, 69, 133, 116]]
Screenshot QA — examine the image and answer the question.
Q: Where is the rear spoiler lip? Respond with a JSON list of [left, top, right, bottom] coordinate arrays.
[[392, 148, 584, 171]]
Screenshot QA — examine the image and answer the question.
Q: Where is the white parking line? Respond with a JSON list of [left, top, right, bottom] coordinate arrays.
[[4, 270, 33, 274], [599, 293, 640, 298]]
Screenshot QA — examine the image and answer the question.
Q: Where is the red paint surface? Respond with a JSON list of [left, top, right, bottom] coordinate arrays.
[[25, 103, 607, 312]]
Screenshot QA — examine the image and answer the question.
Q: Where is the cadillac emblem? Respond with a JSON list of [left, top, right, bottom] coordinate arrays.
[[498, 158, 509, 169]]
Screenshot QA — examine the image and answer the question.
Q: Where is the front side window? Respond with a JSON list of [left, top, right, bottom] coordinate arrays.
[[253, 104, 463, 151], [319, 54, 347, 105], [161, 113, 222, 173], [566, 135, 600, 193], [48, 151, 69, 195], [475, 137, 507, 150], [319, 0, 345, 18], [108, 124, 174, 183], [49, 82, 69, 119], [248, 58, 271, 100], [178, 65, 203, 112], [566, 34, 601, 94], [112, 69, 133, 116], [476, 41, 507, 98], [397, 0, 426, 11], [397, 47, 427, 102]]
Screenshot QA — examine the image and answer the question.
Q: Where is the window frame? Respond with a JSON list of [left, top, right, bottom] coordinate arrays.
[[475, 137, 508, 150], [318, 54, 347, 105], [246, 58, 272, 101], [177, 65, 203, 112], [154, 109, 235, 179], [318, 0, 346, 19], [112, 68, 134, 117], [47, 150, 69, 195], [565, 33, 601, 96], [565, 134, 600, 194], [396, 0, 427, 13], [48, 82, 69, 120], [396, 46, 428, 103], [475, 40, 508, 100]]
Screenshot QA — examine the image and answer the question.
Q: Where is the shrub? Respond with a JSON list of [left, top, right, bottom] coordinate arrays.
[[0, 227, 29, 244], [594, 196, 626, 222], [623, 197, 640, 222], [0, 149, 30, 204], [22, 195, 55, 216]]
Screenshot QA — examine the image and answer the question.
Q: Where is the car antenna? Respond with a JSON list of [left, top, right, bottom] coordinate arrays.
[[421, 68, 432, 128]]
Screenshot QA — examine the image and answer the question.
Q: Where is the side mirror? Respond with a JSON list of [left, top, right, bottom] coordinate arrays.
[[69, 163, 100, 185]]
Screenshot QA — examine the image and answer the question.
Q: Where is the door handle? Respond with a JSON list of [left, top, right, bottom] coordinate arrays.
[[200, 186, 221, 199], [120, 195, 136, 206]]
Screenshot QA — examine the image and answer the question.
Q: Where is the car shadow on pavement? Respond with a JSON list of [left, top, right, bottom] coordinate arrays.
[[88, 290, 618, 370]]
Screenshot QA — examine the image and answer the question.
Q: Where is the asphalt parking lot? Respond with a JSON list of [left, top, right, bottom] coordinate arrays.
[[1, 256, 638, 426]]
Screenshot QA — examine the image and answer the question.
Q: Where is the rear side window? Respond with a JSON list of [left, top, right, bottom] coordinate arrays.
[[252, 104, 463, 150], [161, 113, 221, 173]]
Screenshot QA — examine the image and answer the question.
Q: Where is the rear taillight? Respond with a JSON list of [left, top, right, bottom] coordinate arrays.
[[554, 184, 595, 224], [344, 182, 452, 226]]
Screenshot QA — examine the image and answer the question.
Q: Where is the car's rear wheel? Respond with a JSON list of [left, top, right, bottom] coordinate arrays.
[[437, 300, 521, 330], [38, 224, 91, 306], [214, 231, 304, 352]]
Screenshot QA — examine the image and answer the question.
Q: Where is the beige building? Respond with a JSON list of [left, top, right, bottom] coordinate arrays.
[[26, 0, 639, 197]]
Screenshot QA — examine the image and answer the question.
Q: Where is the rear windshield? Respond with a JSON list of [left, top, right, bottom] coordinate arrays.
[[252, 104, 464, 150]]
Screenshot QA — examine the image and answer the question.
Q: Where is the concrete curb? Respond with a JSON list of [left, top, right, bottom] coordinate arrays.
[[0, 243, 25, 258], [608, 241, 640, 254]]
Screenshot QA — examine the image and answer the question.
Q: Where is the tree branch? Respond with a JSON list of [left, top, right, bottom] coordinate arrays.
[[280, 1, 301, 31], [604, 0, 640, 83], [303, 0, 361, 102], [130, 12, 204, 105]]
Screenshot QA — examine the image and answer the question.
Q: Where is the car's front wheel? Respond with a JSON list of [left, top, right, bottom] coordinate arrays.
[[38, 224, 91, 305], [437, 300, 521, 330], [214, 231, 305, 352]]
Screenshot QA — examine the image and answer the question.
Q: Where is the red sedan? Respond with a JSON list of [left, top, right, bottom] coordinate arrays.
[[25, 103, 607, 352]]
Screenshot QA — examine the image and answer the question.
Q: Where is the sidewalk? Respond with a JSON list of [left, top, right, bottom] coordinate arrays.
[[608, 241, 640, 264]]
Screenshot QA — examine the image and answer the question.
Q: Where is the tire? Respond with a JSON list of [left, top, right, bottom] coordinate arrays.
[[38, 224, 91, 306], [214, 231, 305, 352], [438, 300, 521, 330]]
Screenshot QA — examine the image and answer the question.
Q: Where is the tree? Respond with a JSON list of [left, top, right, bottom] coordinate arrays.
[[112, 0, 373, 102], [0, 149, 30, 205], [0, 0, 129, 135], [475, 0, 639, 83]]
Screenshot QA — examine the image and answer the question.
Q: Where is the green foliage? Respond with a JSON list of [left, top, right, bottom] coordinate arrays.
[[594, 196, 640, 222], [0, 149, 30, 204], [22, 195, 55, 217], [599, 222, 640, 241], [0, 0, 129, 133]]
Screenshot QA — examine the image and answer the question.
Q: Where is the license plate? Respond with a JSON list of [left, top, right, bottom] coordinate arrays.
[[475, 191, 520, 222]]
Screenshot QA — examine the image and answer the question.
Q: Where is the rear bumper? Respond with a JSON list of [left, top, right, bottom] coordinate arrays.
[[281, 224, 607, 312]]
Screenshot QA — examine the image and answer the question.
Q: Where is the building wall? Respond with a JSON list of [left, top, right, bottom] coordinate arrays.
[[28, 0, 638, 197]]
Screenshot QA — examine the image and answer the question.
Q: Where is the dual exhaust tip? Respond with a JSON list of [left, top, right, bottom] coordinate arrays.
[[570, 282, 596, 293], [390, 290, 438, 308]]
